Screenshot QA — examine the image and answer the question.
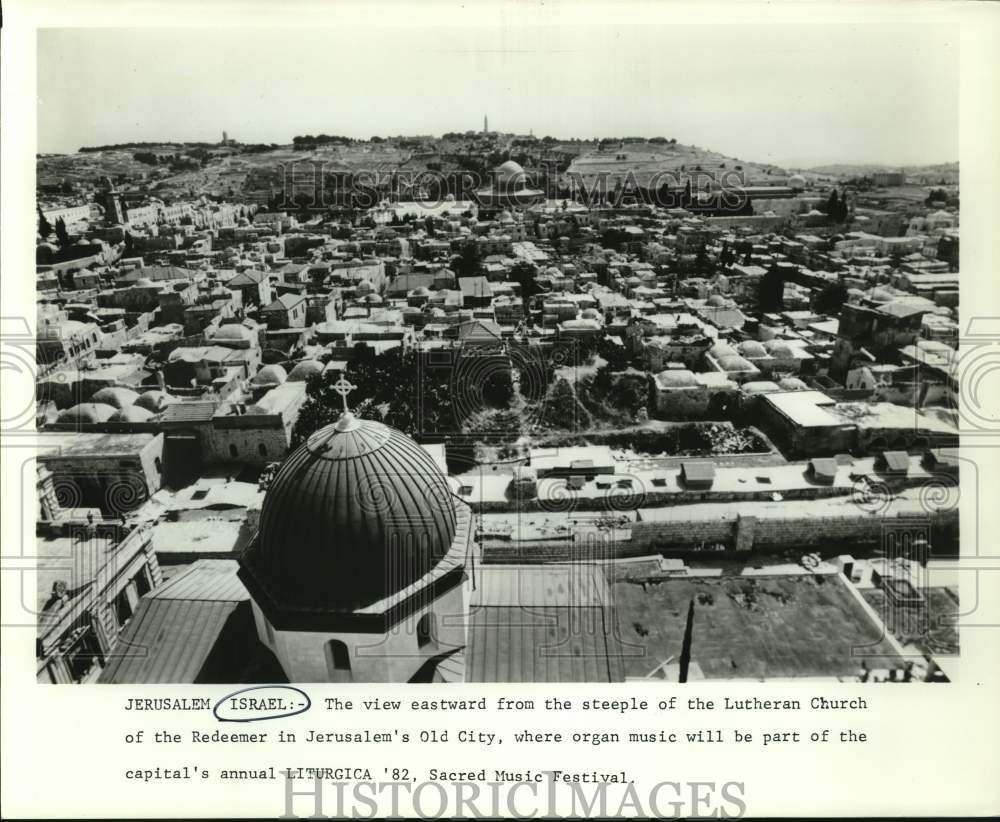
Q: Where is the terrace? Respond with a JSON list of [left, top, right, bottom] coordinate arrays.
[[612, 571, 904, 680]]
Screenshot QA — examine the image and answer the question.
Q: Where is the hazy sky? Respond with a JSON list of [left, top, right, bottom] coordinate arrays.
[[37, 24, 958, 167]]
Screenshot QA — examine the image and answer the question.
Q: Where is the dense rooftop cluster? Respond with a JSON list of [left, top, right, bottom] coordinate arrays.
[[33, 131, 960, 685]]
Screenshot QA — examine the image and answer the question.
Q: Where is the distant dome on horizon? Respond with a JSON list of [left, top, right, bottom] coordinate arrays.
[[494, 160, 528, 189]]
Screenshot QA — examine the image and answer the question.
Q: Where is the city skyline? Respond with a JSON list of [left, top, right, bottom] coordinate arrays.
[[37, 24, 958, 167]]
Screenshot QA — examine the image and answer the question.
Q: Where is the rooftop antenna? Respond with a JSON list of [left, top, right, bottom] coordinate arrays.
[[678, 598, 695, 683]]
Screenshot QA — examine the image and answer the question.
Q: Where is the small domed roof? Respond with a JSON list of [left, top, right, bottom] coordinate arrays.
[[737, 340, 767, 358], [870, 287, 894, 302], [91, 387, 139, 409], [287, 360, 325, 382], [110, 405, 154, 422], [57, 403, 117, 424], [244, 412, 457, 611], [711, 341, 737, 358], [213, 324, 253, 341], [580, 308, 602, 320], [134, 390, 173, 413], [706, 294, 726, 307], [134, 277, 155, 287], [789, 174, 806, 190], [251, 364, 288, 385], [742, 380, 781, 395], [765, 339, 795, 356], [409, 286, 431, 297], [778, 377, 808, 391], [718, 354, 754, 372], [656, 369, 699, 387]]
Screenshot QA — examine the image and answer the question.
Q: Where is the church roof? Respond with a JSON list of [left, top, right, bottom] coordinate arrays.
[[466, 564, 624, 682], [98, 560, 285, 685], [243, 413, 458, 613]]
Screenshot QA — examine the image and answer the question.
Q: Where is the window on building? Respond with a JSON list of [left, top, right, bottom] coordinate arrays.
[[134, 568, 151, 598], [113, 588, 133, 628], [417, 614, 435, 648], [229, 444, 238, 458], [258, 443, 267, 457], [325, 640, 352, 678]]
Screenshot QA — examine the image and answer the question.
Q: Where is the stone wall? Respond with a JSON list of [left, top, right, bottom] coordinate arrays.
[[481, 508, 959, 563]]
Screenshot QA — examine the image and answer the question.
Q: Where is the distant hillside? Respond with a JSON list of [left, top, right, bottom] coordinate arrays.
[[567, 142, 787, 187], [804, 161, 959, 177]]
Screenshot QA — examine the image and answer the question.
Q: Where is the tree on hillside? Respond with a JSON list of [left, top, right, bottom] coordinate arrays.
[[826, 189, 840, 218], [814, 281, 849, 315], [826, 189, 849, 222], [37, 208, 53, 239], [54, 217, 70, 246], [510, 260, 542, 318], [694, 243, 710, 276], [757, 264, 785, 313], [719, 241, 736, 268], [451, 242, 483, 279], [539, 378, 591, 431]]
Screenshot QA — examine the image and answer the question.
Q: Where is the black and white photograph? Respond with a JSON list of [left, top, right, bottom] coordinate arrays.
[[3, 2, 999, 819], [30, 22, 965, 687]]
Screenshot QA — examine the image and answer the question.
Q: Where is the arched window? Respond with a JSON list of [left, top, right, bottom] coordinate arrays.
[[229, 444, 238, 458], [154, 457, 162, 474], [417, 613, 435, 648], [325, 640, 352, 680], [258, 443, 267, 457]]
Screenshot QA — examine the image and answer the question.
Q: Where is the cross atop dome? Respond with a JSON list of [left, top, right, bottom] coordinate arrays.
[[331, 375, 361, 431], [332, 376, 357, 413]]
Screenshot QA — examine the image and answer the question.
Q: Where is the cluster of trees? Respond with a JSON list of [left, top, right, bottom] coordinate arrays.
[[132, 148, 212, 172], [757, 264, 850, 316], [293, 348, 449, 444], [598, 136, 676, 148], [292, 346, 520, 446], [925, 188, 952, 206], [79, 141, 220, 153], [240, 143, 281, 154], [291, 134, 355, 149], [37, 209, 72, 245]]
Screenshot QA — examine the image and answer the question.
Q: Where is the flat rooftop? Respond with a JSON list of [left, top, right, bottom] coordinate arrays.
[[763, 390, 845, 428], [613, 571, 903, 680], [37, 431, 158, 458]]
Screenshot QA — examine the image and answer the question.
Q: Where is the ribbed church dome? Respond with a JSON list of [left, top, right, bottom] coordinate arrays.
[[248, 412, 457, 611]]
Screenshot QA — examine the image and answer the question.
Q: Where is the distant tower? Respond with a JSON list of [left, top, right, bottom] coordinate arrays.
[[483, 115, 488, 135], [222, 130, 229, 146]]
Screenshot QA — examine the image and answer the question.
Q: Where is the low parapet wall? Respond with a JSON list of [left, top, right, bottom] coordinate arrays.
[[481, 507, 959, 563]]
